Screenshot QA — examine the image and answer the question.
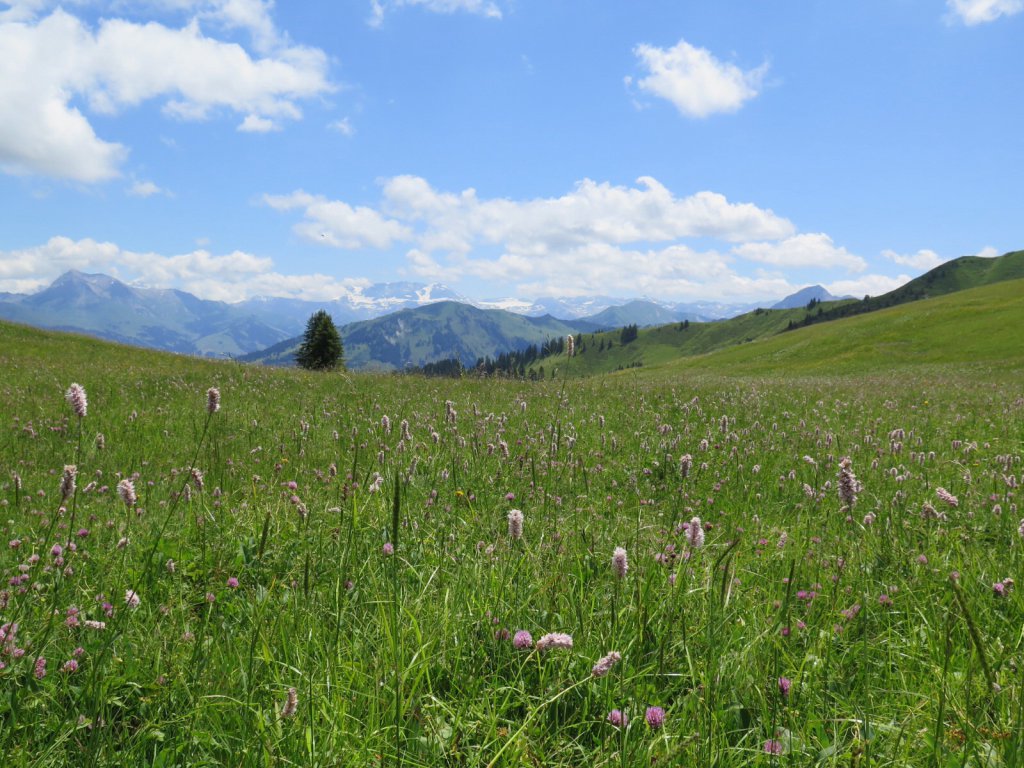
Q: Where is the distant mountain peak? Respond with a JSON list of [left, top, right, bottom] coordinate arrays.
[[772, 285, 845, 310]]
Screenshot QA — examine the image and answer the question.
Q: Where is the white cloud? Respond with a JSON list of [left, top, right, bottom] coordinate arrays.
[[265, 175, 810, 302], [382, 174, 794, 248], [238, 114, 279, 132], [0, 235, 366, 301], [631, 38, 767, 118], [977, 246, 1000, 258], [825, 274, 913, 300], [263, 190, 413, 249], [947, 0, 1023, 25], [369, 0, 501, 26], [0, 7, 332, 181], [330, 117, 355, 136], [128, 180, 166, 197], [734, 234, 867, 272], [882, 248, 946, 271]]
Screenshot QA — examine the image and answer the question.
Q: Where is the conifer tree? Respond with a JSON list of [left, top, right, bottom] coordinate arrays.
[[296, 310, 344, 371]]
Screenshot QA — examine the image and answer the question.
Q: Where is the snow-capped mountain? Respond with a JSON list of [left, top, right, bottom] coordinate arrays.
[[0, 270, 789, 359]]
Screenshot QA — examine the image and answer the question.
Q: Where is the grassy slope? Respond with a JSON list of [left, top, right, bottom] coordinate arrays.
[[640, 277, 1024, 378], [550, 303, 845, 376], [548, 250, 1024, 377]]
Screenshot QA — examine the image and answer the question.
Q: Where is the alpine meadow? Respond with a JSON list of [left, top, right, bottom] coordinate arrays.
[[2, 2, 1024, 766], [1, 276, 1022, 766]]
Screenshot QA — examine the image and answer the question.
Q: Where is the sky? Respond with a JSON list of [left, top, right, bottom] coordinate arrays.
[[0, 0, 1021, 305]]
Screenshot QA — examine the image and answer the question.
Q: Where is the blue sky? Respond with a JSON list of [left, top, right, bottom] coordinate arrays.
[[0, 0, 1020, 304]]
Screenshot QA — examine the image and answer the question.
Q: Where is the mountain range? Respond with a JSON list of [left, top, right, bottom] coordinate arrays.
[[0, 270, 775, 360]]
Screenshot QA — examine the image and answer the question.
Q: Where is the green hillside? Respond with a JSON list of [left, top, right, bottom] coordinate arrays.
[[545, 249, 1023, 377], [645, 277, 1024, 377], [543, 302, 845, 377], [794, 249, 1024, 329], [243, 300, 592, 371]]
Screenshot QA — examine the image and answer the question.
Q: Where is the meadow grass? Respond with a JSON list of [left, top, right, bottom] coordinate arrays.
[[1, 320, 1023, 766]]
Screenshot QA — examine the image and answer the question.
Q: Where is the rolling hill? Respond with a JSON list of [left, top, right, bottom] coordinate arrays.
[[654, 277, 1024, 377], [539, 249, 1023, 376]]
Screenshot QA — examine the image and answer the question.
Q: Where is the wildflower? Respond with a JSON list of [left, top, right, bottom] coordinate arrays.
[[764, 739, 783, 755], [778, 676, 792, 699], [838, 457, 860, 509], [566, 334, 575, 357], [65, 383, 88, 418], [936, 487, 959, 508], [227, 577, 239, 589], [535, 632, 573, 651], [512, 630, 533, 650], [117, 479, 136, 508], [34, 656, 47, 679], [205, 592, 216, 603], [607, 709, 628, 727], [60, 465, 77, 500], [382, 542, 394, 557], [687, 517, 705, 549], [281, 687, 298, 718], [645, 706, 665, 729], [507, 509, 524, 540], [124, 589, 141, 609], [591, 651, 621, 677], [62, 659, 79, 674], [679, 453, 693, 479], [612, 546, 628, 578], [206, 387, 220, 414]]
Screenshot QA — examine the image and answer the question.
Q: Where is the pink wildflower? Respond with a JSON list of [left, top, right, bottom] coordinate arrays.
[[591, 651, 621, 677], [936, 487, 959, 508], [206, 387, 220, 414], [117, 479, 136, 508], [645, 706, 665, 729], [512, 630, 533, 649], [687, 517, 705, 549], [611, 546, 628, 578], [65, 383, 87, 418], [535, 632, 573, 651], [507, 509, 524, 540]]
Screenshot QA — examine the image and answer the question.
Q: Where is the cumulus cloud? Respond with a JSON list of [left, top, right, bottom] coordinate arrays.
[[238, 114, 279, 132], [946, 0, 1023, 25], [263, 190, 414, 249], [825, 274, 913, 300], [368, 0, 501, 26], [0, 235, 364, 301], [0, 7, 332, 182], [734, 234, 867, 272], [976, 245, 1000, 258], [882, 248, 946, 270], [630, 38, 767, 118], [269, 175, 793, 259], [264, 175, 815, 301]]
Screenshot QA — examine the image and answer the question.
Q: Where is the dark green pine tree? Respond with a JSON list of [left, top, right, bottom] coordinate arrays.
[[295, 310, 345, 371]]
